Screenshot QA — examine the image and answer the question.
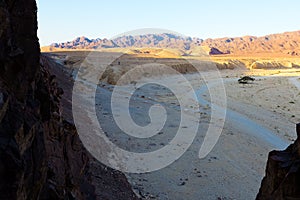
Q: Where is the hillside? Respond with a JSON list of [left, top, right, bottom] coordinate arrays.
[[202, 31, 300, 56], [47, 31, 300, 56]]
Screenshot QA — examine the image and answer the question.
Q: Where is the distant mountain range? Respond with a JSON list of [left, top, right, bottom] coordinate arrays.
[[49, 31, 300, 56]]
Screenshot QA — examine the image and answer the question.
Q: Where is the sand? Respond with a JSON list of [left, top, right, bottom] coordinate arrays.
[[90, 69, 299, 200], [121, 71, 299, 199], [51, 51, 300, 199]]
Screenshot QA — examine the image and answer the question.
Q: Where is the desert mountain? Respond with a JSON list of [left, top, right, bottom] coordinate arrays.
[[49, 31, 300, 56], [202, 31, 300, 56], [51, 33, 200, 51]]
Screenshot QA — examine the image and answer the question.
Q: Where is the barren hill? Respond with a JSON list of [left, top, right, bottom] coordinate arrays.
[[47, 31, 300, 56], [202, 30, 300, 56], [50, 33, 199, 51]]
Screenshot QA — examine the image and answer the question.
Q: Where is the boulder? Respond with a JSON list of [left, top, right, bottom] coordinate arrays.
[[257, 123, 300, 200]]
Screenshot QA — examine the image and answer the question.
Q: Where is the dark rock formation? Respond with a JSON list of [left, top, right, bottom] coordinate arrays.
[[257, 123, 300, 200], [0, 0, 138, 199], [209, 47, 224, 55]]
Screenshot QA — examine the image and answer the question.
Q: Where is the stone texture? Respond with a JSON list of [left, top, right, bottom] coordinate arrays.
[[0, 0, 138, 199], [257, 123, 300, 200]]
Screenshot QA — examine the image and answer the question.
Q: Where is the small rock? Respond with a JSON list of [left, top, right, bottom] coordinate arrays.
[[179, 181, 186, 186]]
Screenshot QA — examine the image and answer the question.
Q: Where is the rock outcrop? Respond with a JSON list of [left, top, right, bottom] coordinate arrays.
[[209, 47, 224, 55], [257, 123, 300, 199], [0, 0, 137, 199]]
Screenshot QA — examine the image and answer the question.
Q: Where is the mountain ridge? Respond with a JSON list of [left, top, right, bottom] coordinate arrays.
[[48, 30, 300, 56]]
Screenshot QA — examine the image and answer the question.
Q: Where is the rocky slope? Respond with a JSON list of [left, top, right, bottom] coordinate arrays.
[[202, 31, 300, 56], [50, 34, 198, 51], [48, 31, 300, 56], [0, 0, 137, 199], [257, 123, 300, 199]]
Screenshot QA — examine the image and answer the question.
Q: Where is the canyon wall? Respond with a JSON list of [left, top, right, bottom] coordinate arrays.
[[0, 0, 137, 199]]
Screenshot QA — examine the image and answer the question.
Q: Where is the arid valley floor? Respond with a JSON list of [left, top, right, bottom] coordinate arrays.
[[43, 49, 300, 199]]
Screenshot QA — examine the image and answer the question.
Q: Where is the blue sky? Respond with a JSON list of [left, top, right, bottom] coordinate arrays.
[[37, 0, 300, 46]]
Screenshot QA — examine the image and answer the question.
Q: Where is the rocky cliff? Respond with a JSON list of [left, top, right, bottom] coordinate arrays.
[[0, 0, 137, 199], [257, 123, 300, 199]]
